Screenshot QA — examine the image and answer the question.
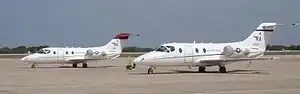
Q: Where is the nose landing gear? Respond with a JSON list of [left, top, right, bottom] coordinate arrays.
[[31, 63, 36, 68], [147, 66, 156, 74]]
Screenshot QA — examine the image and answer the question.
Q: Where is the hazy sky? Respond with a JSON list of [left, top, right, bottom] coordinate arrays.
[[0, 0, 299, 48]]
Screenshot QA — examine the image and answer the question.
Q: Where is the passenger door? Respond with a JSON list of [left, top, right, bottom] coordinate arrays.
[[57, 49, 65, 61], [184, 45, 194, 63]]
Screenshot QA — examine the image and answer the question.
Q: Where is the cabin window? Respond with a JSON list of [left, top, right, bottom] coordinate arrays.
[[166, 46, 175, 52], [203, 48, 207, 53], [53, 51, 56, 54], [195, 48, 199, 53], [71, 51, 74, 54], [179, 48, 182, 53], [66, 51, 68, 54]]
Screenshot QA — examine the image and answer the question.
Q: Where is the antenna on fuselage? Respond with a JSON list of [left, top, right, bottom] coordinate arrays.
[[193, 41, 196, 44]]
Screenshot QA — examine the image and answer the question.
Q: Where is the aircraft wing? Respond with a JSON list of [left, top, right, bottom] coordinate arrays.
[[65, 56, 95, 62], [196, 56, 279, 63], [66, 54, 120, 62]]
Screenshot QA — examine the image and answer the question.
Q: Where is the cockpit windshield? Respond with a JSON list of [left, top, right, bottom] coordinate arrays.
[[166, 46, 175, 52], [36, 49, 51, 54], [154, 46, 170, 52], [37, 50, 46, 54]]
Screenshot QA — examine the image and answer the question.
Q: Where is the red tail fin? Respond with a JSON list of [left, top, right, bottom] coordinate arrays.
[[114, 33, 131, 39], [114, 32, 139, 40]]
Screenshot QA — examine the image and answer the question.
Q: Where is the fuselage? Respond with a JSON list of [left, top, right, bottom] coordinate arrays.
[[20, 32, 136, 68], [134, 42, 264, 67], [132, 22, 278, 74], [21, 47, 120, 64]]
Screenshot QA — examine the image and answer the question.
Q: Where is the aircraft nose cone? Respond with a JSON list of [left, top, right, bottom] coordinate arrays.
[[21, 56, 29, 61], [133, 57, 144, 63]]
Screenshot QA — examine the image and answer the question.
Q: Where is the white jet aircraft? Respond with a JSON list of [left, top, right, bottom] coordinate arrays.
[[21, 32, 137, 68], [133, 23, 280, 74]]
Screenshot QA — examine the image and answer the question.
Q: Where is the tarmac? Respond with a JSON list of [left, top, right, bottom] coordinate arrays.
[[0, 55, 300, 94]]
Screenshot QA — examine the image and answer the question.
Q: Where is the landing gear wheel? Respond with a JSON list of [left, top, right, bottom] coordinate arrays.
[[198, 66, 206, 73], [148, 67, 154, 74], [72, 64, 78, 68], [126, 65, 132, 70], [219, 66, 227, 73], [31, 64, 36, 68], [82, 63, 88, 68]]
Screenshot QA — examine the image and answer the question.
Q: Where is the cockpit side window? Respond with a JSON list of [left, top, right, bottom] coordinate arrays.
[[166, 46, 175, 52], [154, 46, 170, 53]]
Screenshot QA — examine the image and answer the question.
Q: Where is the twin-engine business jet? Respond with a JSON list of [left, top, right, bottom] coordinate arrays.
[[21, 33, 136, 68], [133, 23, 280, 74]]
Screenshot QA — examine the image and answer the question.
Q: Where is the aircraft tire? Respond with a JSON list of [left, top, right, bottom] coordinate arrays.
[[82, 63, 88, 68], [198, 67, 206, 73], [148, 68, 154, 74], [31, 64, 36, 68], [72, 64, 78, 68], [219, 66, 227, 73]]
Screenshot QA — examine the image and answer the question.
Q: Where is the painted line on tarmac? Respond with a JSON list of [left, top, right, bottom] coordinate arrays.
[[196, 88, 300, 94], [151, 76, 300, 84]]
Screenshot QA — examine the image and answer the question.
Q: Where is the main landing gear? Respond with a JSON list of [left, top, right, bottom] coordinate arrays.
[[218, 62, 227, 73], [219, 66, 227, 73], [82, 63, 88, 68], [72, 63, 78, 68], [198, 66, 206, 73], [72, 63, 88, 68], [147, 66, 156, 74], [198, 66, 227, 73]]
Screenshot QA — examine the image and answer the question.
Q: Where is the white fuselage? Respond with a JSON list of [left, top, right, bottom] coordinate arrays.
[[133, 23, 278, 68], [21, 47, 121, 64], [21, 32, 136, 68], [134, 42, 264, 67]]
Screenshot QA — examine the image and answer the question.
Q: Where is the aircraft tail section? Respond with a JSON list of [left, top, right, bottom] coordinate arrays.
[[104, 33, 136, 54], [241, 23, 277, 52]]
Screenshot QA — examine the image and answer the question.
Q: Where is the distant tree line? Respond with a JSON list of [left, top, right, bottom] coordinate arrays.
[[0, 45, 49, 54], [0, 45, 153, 54], [0, 45, 299, 54], [266, 45, 300, 50], [122, 47, 154, 52]]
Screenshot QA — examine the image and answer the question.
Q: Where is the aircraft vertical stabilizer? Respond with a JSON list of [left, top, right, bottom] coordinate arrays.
[[104, 33, 133, 54], [241, 23, 277, 52]]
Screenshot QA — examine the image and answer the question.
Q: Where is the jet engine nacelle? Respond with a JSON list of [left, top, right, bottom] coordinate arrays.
[[85, 49, 107, 59], [223, 46, 250, 58]]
